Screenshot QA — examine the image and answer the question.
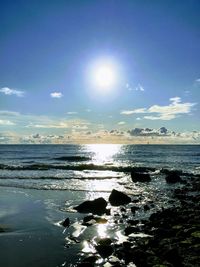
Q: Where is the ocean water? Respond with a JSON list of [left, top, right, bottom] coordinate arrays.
[[0, 144, 199, 193], [0, 144, 200, 267]]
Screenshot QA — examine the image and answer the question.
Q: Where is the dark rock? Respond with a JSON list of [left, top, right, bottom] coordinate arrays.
[[124, 226, 138, 236], [120, 207, 126, 212], [105, 209, 111, 215], [131, 206, 140, 213], [131, 171, 151, 182], [97, 237, 112, 246], [95, 244, 113, 258], [165, 173, 182, 183], [131, 248, 148, 267], [61, 217, 70, 227], [74, 197, 107, 215], [77, 263, 94, 267], [83, 215, 95, 223], [109, 189, 131, 206], [144, 204, 150, 211], [163, 248, 183, 266], [127, 219, 139, 225], [82, 255, 98, 264], [161, 168, 183, 175]]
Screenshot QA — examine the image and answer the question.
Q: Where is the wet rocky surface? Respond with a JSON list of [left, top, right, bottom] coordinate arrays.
[[58, 171, 200, 267]]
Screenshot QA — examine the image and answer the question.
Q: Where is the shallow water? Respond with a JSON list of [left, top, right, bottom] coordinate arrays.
[[0, 145, 200, 266]]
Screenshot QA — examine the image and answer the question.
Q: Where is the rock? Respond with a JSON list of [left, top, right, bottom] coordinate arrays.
[[74, 197, 107, 215], [127, 219, 139, 225], [163, 248, 183, 266], [124, 226, 138, 236], [82, 255, 98, 264], [97, 237, 112, 246], [131, 171, 151, 182], [144, 204, 150, 211], [109, 189, 131, 206], [77, 263, 94, 267], [95, 217, 108, 224], [131, 248, 148, 266], [95, 244, 113, 258], [83, 215, 95, 223], [165, 173, 182, 183], [61, 217, 70, 227], [131, 206, 139, 213]]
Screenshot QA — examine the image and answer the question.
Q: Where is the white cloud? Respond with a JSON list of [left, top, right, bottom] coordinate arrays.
[[121, 108, 146, 115], [0, 110, 20, 116], [67, 111, 77, 115], [137, 84, 144, 91], [196, 78, 200, 83], [0, 119, 15, 125], [126, 83, 145, 92], [0, 87, 24, 97], [50, 92, 63, 98], [121, 97, 196, 120], [26, 122, 68, 128], [118, 121, 126, 125]]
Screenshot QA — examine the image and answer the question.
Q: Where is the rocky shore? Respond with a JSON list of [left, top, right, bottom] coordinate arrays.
[[63, 171, 200, 267]]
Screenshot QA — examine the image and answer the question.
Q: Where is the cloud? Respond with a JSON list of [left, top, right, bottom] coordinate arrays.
[[67, 111, 78, 115], [126, 83, 145, 92], [121, 108, 146, 115], [195, 78, 200, 83], [0, 87, 24, 97], [118, 121, 126, 125], [0, 110, 20, 116], [20, 134, 65, 144], [26, 122, 68, 128], [0, 119, 15, 126], [50, 92, 63, 98], [72, 125, 88, 130], [121, 97, 196, 120], [128, 127, 169, 137]]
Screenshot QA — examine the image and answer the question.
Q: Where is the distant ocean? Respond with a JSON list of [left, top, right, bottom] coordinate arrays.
[[0, 144, 199, 193]]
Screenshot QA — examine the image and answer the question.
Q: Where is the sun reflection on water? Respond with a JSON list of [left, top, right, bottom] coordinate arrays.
[[86, 144, 122, 164], [82, 144, 124, 197], [97, 223, 108, 238]]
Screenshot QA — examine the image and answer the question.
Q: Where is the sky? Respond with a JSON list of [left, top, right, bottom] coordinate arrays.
[[0, 0, 200, 144]]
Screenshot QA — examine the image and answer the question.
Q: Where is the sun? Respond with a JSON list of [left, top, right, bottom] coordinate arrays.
[[89, 59, 118, 94], [93, 64, 116, 89]]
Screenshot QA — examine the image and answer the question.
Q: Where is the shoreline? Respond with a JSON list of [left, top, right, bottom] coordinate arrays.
[[0, 172, 200, 267]]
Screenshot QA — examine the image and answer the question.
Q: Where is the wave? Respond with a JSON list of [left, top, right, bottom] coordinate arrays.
[[0, 183, 114, 192], [0, 163, 156, 172], [0, 175, 120, 180], [53, 156, 91, 161]]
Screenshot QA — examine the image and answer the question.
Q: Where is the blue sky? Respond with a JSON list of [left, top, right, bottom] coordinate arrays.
[[0, 0, 200, 144]]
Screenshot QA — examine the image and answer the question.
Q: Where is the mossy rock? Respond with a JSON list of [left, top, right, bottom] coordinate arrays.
[[191, 231, 200, 238], [172, 225, 182, 230], [180, 238, 192, 245]]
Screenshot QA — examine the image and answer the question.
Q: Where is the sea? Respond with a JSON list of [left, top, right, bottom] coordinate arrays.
[[0, 144, 200, 193], [0, 144, 200, 267], [0, 144, 200, 207]]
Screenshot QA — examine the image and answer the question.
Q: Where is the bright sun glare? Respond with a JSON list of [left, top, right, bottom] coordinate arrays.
[[89, 59, 118, 94], [93, 64, 116, 89]]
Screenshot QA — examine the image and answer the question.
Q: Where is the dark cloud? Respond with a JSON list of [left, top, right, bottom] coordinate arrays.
[[128, 127, 170, 137]]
